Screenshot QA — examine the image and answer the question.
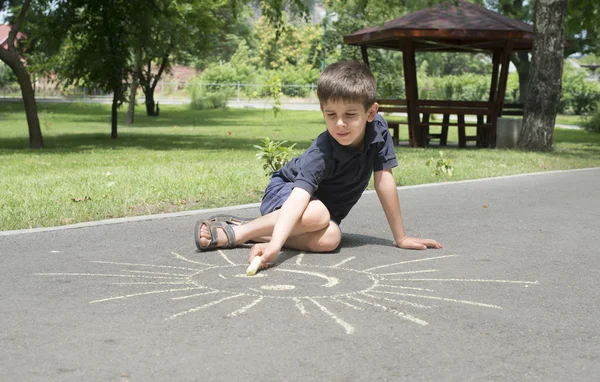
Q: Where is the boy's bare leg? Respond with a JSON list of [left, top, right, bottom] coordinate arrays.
[[197, 199, 338, 250]]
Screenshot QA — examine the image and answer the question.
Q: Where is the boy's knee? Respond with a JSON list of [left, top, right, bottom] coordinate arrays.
[[307, 224, 341, 252], [301, 202, 331, 229], [313, 237, 341, 252]]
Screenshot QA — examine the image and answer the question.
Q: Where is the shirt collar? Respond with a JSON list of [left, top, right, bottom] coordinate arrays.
[[329, 117, 385, 164]]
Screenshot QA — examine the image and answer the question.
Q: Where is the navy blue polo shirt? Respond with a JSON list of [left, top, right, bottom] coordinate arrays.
[[277, 113, 398, 223]]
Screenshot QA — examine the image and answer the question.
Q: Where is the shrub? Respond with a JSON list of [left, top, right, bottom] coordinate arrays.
[[582, 101, 600, 133], [188, 81, 229, 110]]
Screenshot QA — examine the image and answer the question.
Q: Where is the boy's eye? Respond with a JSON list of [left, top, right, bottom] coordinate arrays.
[[327, 114, 336, 118], [346, 114, 356, 117]]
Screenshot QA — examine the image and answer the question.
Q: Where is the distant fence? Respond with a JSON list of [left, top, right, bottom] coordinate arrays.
[[0, 81, 319, 102]]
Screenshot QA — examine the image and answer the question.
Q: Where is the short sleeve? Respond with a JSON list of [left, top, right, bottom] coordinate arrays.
[[293, 137, 332, 195], [373, 117, 399, 172]]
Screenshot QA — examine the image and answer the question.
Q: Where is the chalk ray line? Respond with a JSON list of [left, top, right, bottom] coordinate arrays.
[[218, 250, 236, 266], [293, 298, 308, 315], [377, 284, 436, 292], [275, 269, 339, 287], [248, 288, 263, 294], [364, 255, 459, 272], [374, 290, 502, 309], [168, 294, 245, 320], [219, 274, 227, 279], [228, 297, 264, 317], [172, 290, 219, 300], [380, 269, 439, 276], [89, 287, 204, 304], [171, 252, 216, 267], [296, 253, 305, 266], [330, 297, 363, 311], [332, 257, 355, 268], [346, 295, 428, 326], [121, 270, 192, 277], [306, 298, 354, 335], [388, 278, 539, 284], [34, 273, 188, 280], [361, 292, 431, 309], [90, 260, 199, 272], [112, 281, 190, 285]]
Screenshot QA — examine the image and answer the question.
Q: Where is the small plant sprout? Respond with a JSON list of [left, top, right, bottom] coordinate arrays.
[[426, 151, 455, 177], [254, 138, 297, 176]]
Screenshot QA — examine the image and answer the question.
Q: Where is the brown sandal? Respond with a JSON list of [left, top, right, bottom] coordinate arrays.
[[194, 220, 237, 251]]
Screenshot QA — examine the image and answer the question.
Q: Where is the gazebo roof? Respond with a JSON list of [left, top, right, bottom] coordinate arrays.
[[344, 0, 534, 52]]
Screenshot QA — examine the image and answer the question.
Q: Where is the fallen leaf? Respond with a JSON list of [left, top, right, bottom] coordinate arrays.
[[227, 131, 232, 135], [482, 205, 488, 208]]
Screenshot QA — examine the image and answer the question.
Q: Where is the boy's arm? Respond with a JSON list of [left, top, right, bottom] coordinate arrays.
[[249, 187, 311, 265], [374, 169, 442, 250]]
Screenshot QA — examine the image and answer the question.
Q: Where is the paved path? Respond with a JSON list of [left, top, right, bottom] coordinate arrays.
[[1, 169, 599, 381]]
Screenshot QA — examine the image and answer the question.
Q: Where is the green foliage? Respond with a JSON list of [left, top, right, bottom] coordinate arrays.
[[253, 138, 296, 176], [582, 102, 600, 133], [560, 64, 600, 114], [253, 15, 323, 71], [200, 42, 257, 85], [426, 151, 454, 177], [418, 73, 490, 101], [0, 61, 17, 86]]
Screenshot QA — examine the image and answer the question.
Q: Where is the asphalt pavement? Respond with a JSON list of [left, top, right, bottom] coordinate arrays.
[[1, 168, 599, 381]]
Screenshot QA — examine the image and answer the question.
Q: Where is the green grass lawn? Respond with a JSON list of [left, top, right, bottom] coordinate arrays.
[[1, 102, 599, 231]]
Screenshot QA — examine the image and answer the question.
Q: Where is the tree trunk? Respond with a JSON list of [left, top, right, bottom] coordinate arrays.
[[518, 0, 567, 150], [126, 78, 138, 124], [111, 89, 120, 139], [512, 51, 531, 103], [145, 91, 157, 116], [0, 53, 44, 148], [127, 47, 142, 124]]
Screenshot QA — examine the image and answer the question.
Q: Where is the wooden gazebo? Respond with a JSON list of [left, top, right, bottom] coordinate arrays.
[[343, 0, 534, 148]]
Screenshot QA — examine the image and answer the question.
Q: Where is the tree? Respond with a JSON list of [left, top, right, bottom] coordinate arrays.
[[54, 0, 135, 139], [517, 0, 568, 150], [486, 0, 600, 102], [0, 0, 44, 148]]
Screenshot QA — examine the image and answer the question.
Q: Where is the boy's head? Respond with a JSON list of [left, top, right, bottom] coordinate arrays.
[[318, 60, 379, 150], [317, 60, 377, 111]]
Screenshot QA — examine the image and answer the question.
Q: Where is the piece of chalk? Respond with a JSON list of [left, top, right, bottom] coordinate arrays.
[[246, 256, 263, 276]]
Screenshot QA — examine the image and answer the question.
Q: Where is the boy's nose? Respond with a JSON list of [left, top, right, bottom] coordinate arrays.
[[336, 118, 346, 128]]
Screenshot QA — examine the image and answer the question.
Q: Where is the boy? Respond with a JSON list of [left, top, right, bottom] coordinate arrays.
[[195, 60, 442, 270]]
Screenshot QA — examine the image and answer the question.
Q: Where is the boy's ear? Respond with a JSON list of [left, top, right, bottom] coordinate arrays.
[[367, 103, 379, 122]]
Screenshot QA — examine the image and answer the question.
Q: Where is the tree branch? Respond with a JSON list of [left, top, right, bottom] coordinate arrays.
[[150, 52, 169, 91], [7, 0, 31, 51]]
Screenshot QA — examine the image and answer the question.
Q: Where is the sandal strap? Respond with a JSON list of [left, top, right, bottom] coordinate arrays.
[[221, 223, 237, 248]]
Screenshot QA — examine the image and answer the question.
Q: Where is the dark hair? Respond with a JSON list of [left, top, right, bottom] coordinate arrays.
[[317, 60, 377, 111]]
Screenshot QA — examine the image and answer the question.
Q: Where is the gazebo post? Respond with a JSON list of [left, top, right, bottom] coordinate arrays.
[[486, 50, 501, 147], [403, 40, 420, 147], [361, 46, 370, 67], [492, 41, 513, 148]]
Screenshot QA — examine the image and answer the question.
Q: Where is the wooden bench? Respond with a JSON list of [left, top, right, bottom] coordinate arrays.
[[377, 99, 408, 145], [416, 100, 495, 148]]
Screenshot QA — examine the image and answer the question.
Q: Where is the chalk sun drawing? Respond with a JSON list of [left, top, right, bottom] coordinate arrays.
[[35, 251, 538, 335]]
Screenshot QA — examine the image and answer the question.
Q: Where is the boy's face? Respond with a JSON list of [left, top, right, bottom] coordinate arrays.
[[320, 100, 379, 150]]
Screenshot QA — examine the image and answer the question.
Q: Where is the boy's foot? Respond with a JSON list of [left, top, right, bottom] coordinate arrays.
[[194, 220, 238, 251]]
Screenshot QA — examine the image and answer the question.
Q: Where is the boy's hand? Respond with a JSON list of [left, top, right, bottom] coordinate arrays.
[[248, 243, 280, 269], [397, 236, 442, 250]]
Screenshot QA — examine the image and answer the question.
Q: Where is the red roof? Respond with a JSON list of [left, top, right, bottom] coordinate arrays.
[[0, 25, 27, 48], [344, 0, 534, 52]]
